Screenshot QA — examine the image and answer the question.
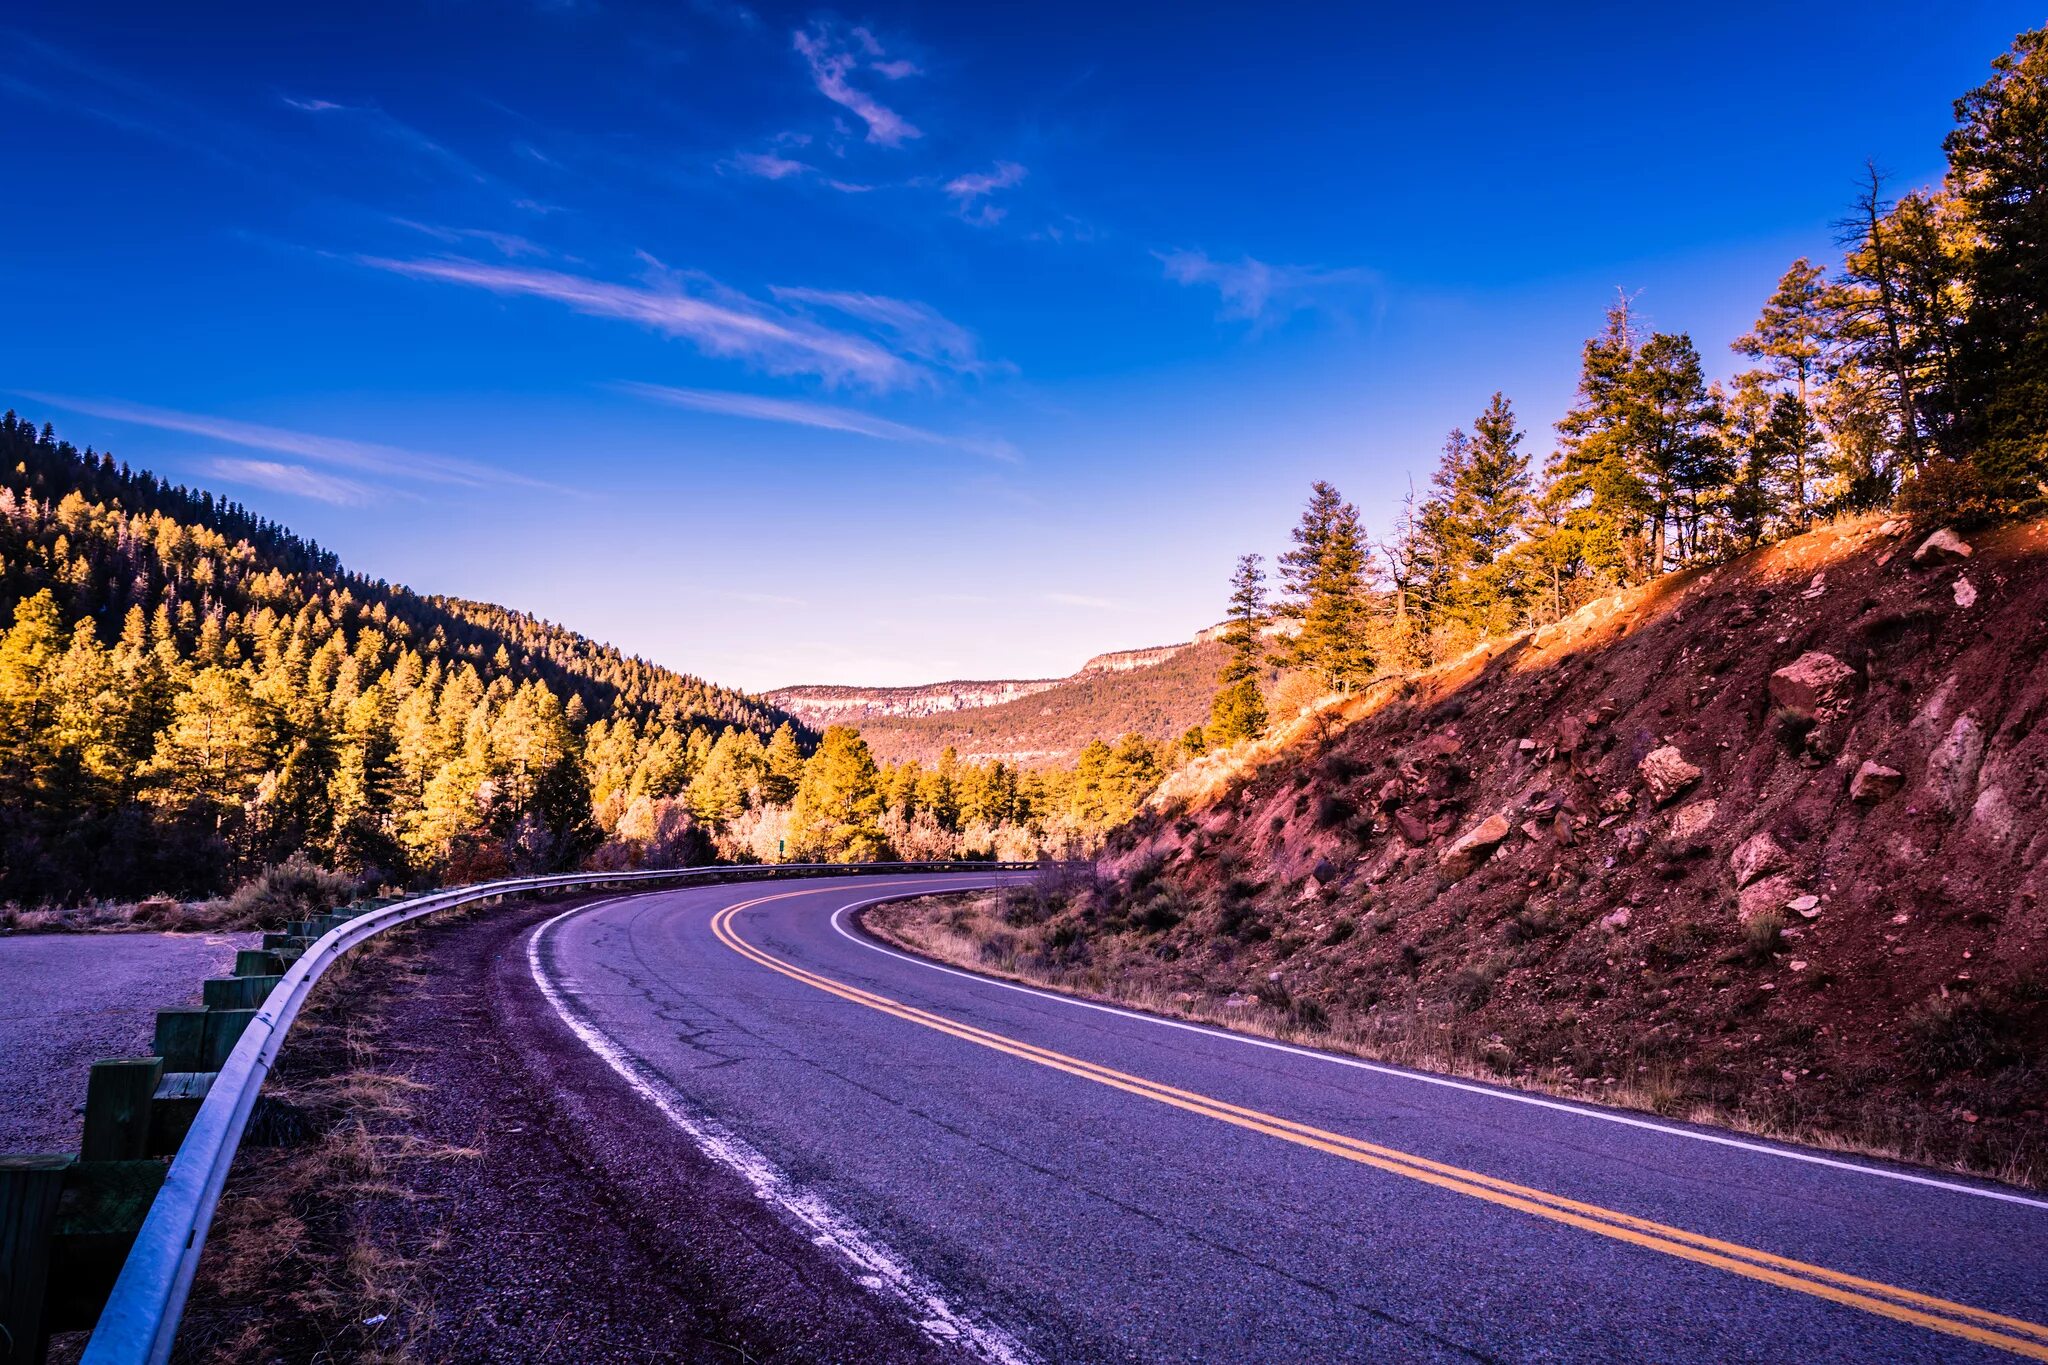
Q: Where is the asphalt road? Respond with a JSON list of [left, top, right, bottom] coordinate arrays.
[[527, 874, 2048, 1363]]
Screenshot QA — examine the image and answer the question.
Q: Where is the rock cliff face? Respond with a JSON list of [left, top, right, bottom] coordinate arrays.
[[768, 635, 1237, 765], [766, 678, 1064, 723], [1046, 514, 2047, 1180]]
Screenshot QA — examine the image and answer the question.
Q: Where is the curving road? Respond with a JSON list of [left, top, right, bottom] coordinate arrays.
[[525, 873, 2048, 1363]]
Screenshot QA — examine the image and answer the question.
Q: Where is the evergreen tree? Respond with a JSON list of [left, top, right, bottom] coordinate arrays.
[[1207, 554, 1268, 745], [1278, 481, 1376, 693], [791, 726, 886, 862], [1945, 26, 2048, 502]]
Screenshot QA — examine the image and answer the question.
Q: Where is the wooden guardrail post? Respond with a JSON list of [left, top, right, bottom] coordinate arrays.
[[80, 1062, 162, 1165], [1, 1154, 71, 1364]]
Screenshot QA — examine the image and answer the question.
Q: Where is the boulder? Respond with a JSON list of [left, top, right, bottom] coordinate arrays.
[[1638, 746, 1701, 805], [1731, 831, 1790, 888], [1768, 652, 1858, 716], [1849, 760, 1904, 804], [1971, 786, 2018, 848], [1393, 808, 1431, 845], [1912, 528, 1972, 567], [1923, 715, 1987, 816], [1953, 577, 1978, 609], [1439, 812, 1512, 880], [1600, 907, 1632, 932], [1668, 800, 1718, 843], [1737, 873, 1800, 923]]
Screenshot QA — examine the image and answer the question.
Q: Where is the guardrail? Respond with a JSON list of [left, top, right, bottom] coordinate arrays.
[[59, 860, 1032, 1365]]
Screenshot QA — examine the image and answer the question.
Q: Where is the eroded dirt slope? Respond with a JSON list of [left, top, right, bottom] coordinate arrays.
[[925, 516, 2048, 1182]]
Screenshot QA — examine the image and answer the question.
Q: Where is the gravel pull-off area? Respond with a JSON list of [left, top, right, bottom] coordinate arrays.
[[0, 931, 256, 1152]]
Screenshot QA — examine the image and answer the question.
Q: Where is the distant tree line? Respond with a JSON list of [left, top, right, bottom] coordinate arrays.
[[1206, 27, 2048, 742], [0, 414, 1172, 903]]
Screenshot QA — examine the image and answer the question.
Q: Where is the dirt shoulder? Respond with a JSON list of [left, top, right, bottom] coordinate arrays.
[[864, 886, 2045, 1190], [168, 895, 951, 1365]]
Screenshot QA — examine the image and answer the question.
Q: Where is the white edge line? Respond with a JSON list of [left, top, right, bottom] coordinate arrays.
[[526, 892, 1037, 1365], [827, 890, 2048, 1213]]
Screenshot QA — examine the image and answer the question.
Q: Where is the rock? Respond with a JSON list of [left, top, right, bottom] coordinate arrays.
[[1638, 746, 1701, 805], [1668, 800, 1718, 843], [1769, 652, 1859, 717], [1519, 819, 1545, 842], [1971, 786, 2017, 847], [1953, 577, 1978, 608], [1393, 808, 1431, 845], [1912, 528, 1973, 567], [1731, 831, 1790, 887], [1439, 812, 1512, 880], [1878, 518, 1908, 538], [1738, 873, 1800, 923], [1600, 907, 1632, 932], [1849, 760, 1904, 804], [1923, 715, 1987, 816], [1787, 894, 1821, 917]]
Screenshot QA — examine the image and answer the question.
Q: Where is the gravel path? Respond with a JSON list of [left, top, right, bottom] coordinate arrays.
[[0, 931, 256, 1152]]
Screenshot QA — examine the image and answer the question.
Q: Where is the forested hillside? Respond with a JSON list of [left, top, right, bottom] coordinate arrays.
[[0, 413, 800, 903]]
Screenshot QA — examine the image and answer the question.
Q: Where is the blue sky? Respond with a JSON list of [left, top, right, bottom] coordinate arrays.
[[2, 2, 2036, 689]]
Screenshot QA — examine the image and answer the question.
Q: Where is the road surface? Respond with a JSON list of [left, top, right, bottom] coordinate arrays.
[[526, 873, 2048, 1363], [0, 930, 254, 1152]]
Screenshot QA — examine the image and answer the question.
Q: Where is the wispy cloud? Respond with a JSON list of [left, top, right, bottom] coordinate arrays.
[[281, 94, 494, 186], [365, 256, 931, 390], [14, 392, 532, 489], [1158, 249, 1379, 329], [200, 457, 381, 506], [724, 150, 810, 181], [793, 21, 920, 146], [618, 382, 1017, 461], [392, 219, 546, 257], [769, 287, 995, 375], [944, 161, 1026, 225]]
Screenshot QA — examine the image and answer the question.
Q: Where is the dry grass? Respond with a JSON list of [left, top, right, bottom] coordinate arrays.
[[869, 890, 2044, 1191], [165, 930, 464, 1364]]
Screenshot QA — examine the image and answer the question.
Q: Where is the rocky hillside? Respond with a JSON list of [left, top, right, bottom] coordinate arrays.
[[887, 515, 2048, 1183], [771, 637, 1234, 766]]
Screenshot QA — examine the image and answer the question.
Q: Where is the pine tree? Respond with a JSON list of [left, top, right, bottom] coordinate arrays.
[[1945, 26, 2048, 502], [1207, 554, 1268, 745], [1278, 482, 1376, 693], [791, 726, 886, 862], [1735, 259, 1833, 411]]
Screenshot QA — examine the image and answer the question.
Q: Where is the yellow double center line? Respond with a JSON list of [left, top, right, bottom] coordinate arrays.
[[709, 888, 2048, 1360]]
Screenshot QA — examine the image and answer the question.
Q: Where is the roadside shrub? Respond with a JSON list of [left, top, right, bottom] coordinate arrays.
[[1903, 990, 2034, 1077], [1450, 957, 1507, 1010], [1313, 795, 1351, 830], [1323, 916, 1357, 946], [1737, 911, 1785, 965], [222, 855, 358, 930]]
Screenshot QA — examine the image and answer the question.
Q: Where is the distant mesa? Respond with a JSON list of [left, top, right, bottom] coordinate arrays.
[[767, 625, 1253, 766]]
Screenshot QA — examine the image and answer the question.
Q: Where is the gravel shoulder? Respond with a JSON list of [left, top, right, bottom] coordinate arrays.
[[0, 930, 255, 1152], [173, 895, 952, 1364]]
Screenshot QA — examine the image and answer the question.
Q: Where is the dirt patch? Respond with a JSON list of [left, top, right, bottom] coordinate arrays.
[[164, 895, 953, 1364]]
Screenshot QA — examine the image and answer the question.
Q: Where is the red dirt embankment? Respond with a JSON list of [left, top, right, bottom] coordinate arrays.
[[1000, 515, 2047, 1183]]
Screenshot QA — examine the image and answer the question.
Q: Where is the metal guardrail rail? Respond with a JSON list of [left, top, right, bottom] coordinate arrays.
[[80, 860, 1033, 1365]]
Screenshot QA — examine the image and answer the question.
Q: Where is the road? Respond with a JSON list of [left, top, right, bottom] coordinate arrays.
[[0, 930, 253, 1152], [526, 873, 2048, 1363]]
